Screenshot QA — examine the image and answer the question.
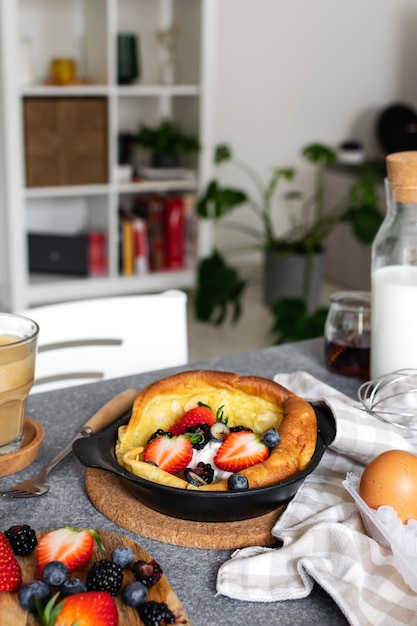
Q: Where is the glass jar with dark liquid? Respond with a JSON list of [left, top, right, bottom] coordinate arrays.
[[324, 291, 371, 379]]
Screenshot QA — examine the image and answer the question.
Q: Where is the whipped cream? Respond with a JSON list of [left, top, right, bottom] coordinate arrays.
[[190, 440, 232, 482]]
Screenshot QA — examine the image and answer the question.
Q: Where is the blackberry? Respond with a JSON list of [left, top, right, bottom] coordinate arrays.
[[86, 559, 123, 595], [131, 558, 163, 588], [5, 524, 37, 556], [195, 461, 214, 483], [138, 600, 175, 626], [184, 462, 214, 486], [186, 423, 211, 449], [229, 425, 253, 433], [148, 429, 171, 444]]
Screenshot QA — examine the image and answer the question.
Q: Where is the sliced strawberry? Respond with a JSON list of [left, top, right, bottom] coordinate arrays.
[[169, 404, 215, 436], [36, 527, 103, 578], [144, 434, 193, 474], [214, 430, 269, 472], [40, 591, 118, 626], [0, 531, 22, 591]]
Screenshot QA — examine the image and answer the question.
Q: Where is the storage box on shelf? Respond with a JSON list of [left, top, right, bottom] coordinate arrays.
[[0, 0, 216, 311]]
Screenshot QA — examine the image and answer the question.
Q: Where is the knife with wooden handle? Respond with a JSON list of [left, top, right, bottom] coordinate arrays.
[[45, 388, 137, 472], [80, 388, 137, 436]]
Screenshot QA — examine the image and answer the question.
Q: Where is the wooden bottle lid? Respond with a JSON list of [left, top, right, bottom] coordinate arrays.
[[386, 151, 417, 203]]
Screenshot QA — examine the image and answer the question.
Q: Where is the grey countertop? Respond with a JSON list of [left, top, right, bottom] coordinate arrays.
[[0, 338, 362, 626]]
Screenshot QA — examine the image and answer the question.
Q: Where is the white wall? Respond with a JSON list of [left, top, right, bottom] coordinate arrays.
[[210, 0, 417, 261]]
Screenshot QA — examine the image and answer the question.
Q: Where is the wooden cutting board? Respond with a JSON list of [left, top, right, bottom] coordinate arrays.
[[1, 530, 191, 626]]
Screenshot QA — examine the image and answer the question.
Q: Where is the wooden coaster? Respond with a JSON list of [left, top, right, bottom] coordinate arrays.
[[85, 468, 284, 549], [0, 530, 190, 626], [0, 417, 44, 477]]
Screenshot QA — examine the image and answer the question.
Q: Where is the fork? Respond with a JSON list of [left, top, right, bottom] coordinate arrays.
[[1, 387, 137, 498]]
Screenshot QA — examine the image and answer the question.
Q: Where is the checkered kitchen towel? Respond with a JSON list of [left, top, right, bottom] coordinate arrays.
[[216, 372, 417, 626]]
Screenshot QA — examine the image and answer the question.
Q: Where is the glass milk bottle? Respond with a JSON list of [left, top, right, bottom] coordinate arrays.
[[371, 151, 417, 378]]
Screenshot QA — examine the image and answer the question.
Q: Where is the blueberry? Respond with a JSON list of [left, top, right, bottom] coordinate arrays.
[[111, 545, 135, 569], [18, 580, 51, 612], [262, 428, 281, 448], [42, 560, 69, 587], [228, 473, 249, 491], [121, 581, 148, 607], [60, 578, 87, 597]]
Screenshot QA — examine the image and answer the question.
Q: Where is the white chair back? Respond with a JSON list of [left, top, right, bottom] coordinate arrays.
[[18, 290, 188, 392]]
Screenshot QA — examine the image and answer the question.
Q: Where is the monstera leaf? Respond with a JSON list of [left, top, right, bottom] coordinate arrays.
[[197, 181, 247, 220]]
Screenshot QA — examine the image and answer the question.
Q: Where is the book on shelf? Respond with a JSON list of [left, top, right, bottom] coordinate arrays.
[[120, 218, 135, 276], [133, 195, 167, 271], [165, 194, 185, 270], [118, 192, 198, 277], [183, 193, 198, 269], [119, 207, 151, 276], [87, 230, 107, 277], [132, 217, 149, 274]]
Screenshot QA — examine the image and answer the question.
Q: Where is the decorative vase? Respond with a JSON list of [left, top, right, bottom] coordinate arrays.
[[117, 33, 140, 85], [263, 249, 325, 310]]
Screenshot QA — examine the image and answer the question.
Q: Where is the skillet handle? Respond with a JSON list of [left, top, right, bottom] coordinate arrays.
[[311, 401, 336, 447], [72, 433, 120, 473]]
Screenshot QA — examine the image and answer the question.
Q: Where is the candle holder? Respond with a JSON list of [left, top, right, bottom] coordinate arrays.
[[157, 24, 179, 85]]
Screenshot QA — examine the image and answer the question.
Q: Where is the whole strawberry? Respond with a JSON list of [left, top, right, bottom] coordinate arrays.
[[169, 404, 215, 435], [38, 591, 118, 626], [0, 531, 22, 592]]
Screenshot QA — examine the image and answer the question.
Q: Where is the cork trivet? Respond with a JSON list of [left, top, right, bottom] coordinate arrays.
[[0, 417, 44, 477], [387, 151, 417, 203], [85, 468, 284, 549]]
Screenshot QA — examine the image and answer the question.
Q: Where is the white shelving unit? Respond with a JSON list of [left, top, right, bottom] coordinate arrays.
[[0, 0, 217, 311]]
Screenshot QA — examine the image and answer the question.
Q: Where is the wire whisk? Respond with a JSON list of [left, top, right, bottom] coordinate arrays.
[[358, 369, 417, 431]]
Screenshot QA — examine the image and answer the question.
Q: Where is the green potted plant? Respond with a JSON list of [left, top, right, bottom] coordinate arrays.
[[195, 143, 384, 342], [135, 118, 200, 168]]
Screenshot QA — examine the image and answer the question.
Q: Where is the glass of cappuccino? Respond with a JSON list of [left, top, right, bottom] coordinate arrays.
[[0, 313, 39, 455]]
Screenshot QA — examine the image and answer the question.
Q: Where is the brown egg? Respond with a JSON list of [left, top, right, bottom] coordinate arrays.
[[359, 449, 417, 523]]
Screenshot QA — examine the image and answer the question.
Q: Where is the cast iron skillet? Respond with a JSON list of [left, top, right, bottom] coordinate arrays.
[[73, 402, 335, 522]]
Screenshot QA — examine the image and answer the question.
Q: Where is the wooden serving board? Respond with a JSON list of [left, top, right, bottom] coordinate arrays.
[[1, 530, 191, 626], [85, 468, 284, 550]]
